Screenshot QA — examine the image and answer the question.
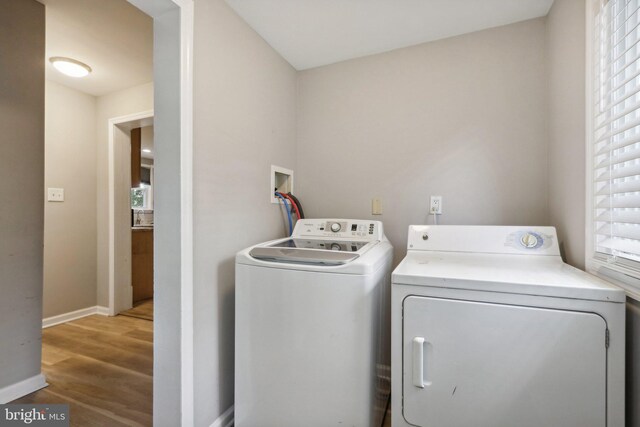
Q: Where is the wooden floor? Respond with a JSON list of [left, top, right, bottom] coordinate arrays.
[[120, 299, 153, 321], [12, 314, 153, 427]]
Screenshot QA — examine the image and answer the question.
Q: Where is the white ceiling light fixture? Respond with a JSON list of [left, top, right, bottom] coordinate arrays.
[[49, 56, 92, 78], [142, 149, 152, 153]]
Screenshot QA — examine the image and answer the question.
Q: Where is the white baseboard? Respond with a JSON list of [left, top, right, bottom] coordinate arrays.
[[0, 373, 47, 403], [96, 306, 110, 316], [210, 405, 234, 427], [42, 305, 109, 329]]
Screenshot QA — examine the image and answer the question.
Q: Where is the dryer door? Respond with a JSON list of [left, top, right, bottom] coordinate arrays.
[[402, 296, 607, 427]]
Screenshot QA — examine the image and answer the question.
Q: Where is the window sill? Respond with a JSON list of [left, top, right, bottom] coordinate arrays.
[[587, 258, 640, 302]]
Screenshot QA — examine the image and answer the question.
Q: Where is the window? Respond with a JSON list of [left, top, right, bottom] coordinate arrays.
[[131, 185, 151, 209], [588, 0, 640, 297], [131, 165, 154, 210]]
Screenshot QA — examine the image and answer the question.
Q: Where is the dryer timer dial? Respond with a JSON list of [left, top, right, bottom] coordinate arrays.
[[330, 223, 341, 232], [520, 232, 541, 249]]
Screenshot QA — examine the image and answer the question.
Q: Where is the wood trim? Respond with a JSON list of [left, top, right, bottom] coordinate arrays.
[[131, 127, 142, 188]]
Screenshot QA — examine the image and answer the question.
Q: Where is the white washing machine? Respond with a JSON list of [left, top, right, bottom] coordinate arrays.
[[235, 219, 393, 427], [391, 225, 626, 427]]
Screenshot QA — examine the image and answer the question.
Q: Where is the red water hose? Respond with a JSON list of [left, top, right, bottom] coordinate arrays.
[[277, 192, 301, 220]]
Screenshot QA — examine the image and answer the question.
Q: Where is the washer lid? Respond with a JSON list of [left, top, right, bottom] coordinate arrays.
[[236, 237, 392, 274], [249, 246, 359, 266], [248, 238, 375, 265], [393, 251, 626, 303]]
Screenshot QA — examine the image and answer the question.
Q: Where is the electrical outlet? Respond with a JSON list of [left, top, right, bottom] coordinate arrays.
[[430, 196, 442, 215], [48, 188, 64, 202]]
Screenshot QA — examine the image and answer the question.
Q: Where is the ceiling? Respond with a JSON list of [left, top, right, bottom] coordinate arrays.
[[40, 0, 153, 97], [224, 0, 555, 70]]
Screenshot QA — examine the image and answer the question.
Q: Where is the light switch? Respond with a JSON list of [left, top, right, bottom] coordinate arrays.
[[372, 197, 382, 215], [48, 188, 64, 202]]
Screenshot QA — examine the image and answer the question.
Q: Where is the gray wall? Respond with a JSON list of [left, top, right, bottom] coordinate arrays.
[[0, 0, 45, 393], [192, 0, 297, 424], [152, 4, 182, 426], [296, 18, 549, 265], [43, 79, 152, 317], [546, 0, 586, 270], [546, 0, 639, 425], [43, 81, 97, 318]]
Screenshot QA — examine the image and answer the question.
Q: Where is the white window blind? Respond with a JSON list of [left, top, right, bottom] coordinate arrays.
[[593, 0, 640, 266]]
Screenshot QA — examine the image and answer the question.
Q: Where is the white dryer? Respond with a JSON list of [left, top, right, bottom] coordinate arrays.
[[391, 225, 625, 427], [235, 219, 393, 427]]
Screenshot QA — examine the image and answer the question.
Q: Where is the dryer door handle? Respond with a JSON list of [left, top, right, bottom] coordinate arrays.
[[412, 337, 425, 388]]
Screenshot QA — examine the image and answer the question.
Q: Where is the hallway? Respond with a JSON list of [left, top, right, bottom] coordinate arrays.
[[13, 315, 152, 426]]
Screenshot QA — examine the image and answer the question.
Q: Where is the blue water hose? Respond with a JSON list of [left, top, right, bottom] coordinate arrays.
[[274, 192, 293, 236]]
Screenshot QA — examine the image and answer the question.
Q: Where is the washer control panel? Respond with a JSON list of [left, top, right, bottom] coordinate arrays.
[[293, 219, 383, 241]]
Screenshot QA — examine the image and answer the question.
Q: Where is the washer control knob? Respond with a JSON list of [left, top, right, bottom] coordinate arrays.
[[331, 223, 341, 233], [520, 233, 539, 248]]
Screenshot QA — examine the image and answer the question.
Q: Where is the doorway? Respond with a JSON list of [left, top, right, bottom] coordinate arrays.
[[107, 111, 154, 317], [5, 0, 193, 424]]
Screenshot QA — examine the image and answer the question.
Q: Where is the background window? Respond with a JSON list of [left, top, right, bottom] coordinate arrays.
[[131, 185, 151, 209], [588, 0, 640, 297]]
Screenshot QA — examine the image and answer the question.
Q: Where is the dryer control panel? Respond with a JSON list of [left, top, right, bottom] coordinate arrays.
[[407, 225, 559, 256], [506, 230, 554, 252], [293, 219, 383, 241]]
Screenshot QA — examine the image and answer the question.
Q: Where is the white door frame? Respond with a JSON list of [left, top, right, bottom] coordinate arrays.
[[107, 110, 155, 317], [175, 3, 195, 425], [172, 4, 195, 426], [125, 0, 194, 425], [121, 0, 195, 427]]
